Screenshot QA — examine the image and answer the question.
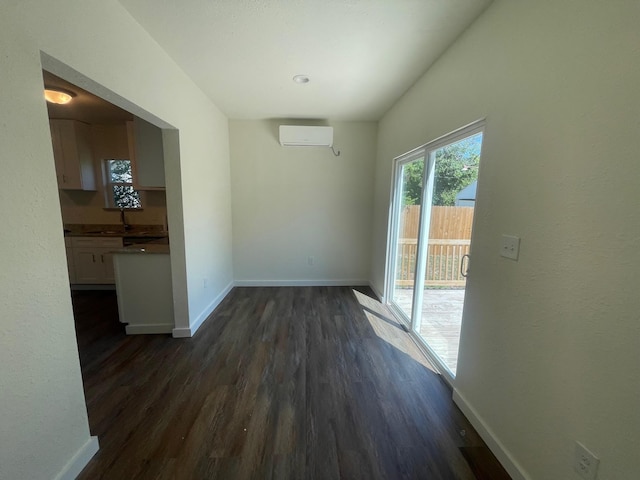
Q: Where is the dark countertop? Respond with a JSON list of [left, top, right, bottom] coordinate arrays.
[[64, 224, 170, 254], [64, 224, 169, 239], [112, 245, 170, 255], [112, 237, 170, 255]]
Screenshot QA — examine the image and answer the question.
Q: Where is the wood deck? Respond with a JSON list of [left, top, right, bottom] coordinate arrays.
[[72, 287, 508, 479], [392, 288, 465, 374]]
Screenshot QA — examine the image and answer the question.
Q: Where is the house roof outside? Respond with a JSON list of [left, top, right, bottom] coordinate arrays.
[[455, 180, 477, 205]]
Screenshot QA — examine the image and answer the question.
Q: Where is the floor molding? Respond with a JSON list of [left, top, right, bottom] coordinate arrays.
[[233, 279, 370, 287], [172, 281, 234, 338], [125, 324, 173, 335], [53, 436, 99, 480], [453, 389, 529, 480]]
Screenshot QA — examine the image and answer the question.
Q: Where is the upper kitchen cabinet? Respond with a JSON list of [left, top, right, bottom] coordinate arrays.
[[50, 119, 96, 190], [127, 118, 166, 190]]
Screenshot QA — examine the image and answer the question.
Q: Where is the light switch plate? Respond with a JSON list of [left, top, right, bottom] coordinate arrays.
[[500, 234, 520, 260], [574, 442, 599, 479]]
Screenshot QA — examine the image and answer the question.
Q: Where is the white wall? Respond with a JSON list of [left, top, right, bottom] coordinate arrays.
[[230, 120, 377, 285], [371, 1, 640, 479], [0, 1, 232, 478]]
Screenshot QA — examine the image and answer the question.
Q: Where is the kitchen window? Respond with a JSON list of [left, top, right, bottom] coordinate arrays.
[[104, 159, 142, 208]]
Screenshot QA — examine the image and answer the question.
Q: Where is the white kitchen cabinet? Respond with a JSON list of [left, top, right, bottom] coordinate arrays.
[[71, 237, 122, 284], [127, 118, 165, 190], [50, 119, 96, 190], [113, 251, 174, 334], [73, 248, 104, 284]]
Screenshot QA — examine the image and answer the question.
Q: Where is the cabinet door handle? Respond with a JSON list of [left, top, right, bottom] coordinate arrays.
[[92, 254, 96, 263], [101, 254, 105, 263], [62, 174, 67, 184]]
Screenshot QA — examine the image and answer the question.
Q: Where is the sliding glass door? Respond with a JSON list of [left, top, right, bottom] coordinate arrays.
[[386, 122, 484, 380], [387, 150, 426, 322]]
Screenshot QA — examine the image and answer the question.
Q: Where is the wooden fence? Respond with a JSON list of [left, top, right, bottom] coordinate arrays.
[[400, 205, 474, 239], [396, 206, 474, 287]]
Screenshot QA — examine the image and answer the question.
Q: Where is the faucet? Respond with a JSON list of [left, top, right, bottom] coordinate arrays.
[[120, 208, 130, 231]]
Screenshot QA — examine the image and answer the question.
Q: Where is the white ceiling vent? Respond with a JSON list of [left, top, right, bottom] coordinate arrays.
[[279, 125, 333, 147]]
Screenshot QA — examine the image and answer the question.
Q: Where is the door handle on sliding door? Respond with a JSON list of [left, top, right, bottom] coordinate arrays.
[[460, 254, 470, 278]]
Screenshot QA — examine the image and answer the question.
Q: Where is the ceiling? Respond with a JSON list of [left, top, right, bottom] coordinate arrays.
[[118, 0, 492, 121], [43, 71, 133, 124]]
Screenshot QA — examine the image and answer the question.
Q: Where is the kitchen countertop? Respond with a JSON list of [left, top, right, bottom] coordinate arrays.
[[64, 224, 170, 254], [107, 235, 170, 254], [64, 224, 168, 239], [112, 238, 170, 255]]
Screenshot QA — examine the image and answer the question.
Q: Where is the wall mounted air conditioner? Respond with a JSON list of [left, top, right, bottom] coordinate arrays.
[[279, 125, 333, 147]]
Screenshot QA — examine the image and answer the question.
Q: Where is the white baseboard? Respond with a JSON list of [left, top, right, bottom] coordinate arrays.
[[233, 279, 370, 287], [125, 323, 173, 335], [171, 327, 193, 338], [172, 281, 234, 338], [53, 435, 99, 480], [452, 389, 529, 480]]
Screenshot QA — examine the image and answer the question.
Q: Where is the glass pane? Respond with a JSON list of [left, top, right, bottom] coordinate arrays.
[[112, 185, 142, 208], [108, 159, 133, 183], [390, 156, 424, 319], [417, 132, 482, 375]]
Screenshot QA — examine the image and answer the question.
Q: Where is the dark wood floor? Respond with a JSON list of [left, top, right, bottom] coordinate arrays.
[[73, 286, 510, 480]]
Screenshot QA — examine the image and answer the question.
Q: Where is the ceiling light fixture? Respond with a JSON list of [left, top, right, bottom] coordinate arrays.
[[293, 75, 310, 84], [44, 87, 76, 105]]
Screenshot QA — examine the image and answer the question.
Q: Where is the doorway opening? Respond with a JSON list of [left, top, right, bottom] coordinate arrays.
[[386, 121, 484, 382]]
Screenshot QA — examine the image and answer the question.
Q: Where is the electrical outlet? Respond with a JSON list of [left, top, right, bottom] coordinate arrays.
[[574, 442, 599, 479], [307, 256, 315, 266], [203, 278, 208, 288], [500, 234, 520, 260]]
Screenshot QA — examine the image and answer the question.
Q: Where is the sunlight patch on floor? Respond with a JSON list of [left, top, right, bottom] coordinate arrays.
[[351, 289, 436, 372]]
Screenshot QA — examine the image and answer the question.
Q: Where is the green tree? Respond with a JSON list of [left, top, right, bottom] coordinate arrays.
[[400, 134, 481, 207], [401, 160, 424, 206], [109, 159, 133, 183], [433, 135, 479, 206], [107, 159, 141, 208]]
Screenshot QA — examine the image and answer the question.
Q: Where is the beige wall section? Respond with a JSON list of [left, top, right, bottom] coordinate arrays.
[[0, 1, 232, 478], [59, 189, 168, 225], [230, 120, 377, 284], [371, 1, 640, 479]]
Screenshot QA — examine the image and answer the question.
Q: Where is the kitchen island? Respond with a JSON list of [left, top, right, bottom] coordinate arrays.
[[112, 239, 174, 335]]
